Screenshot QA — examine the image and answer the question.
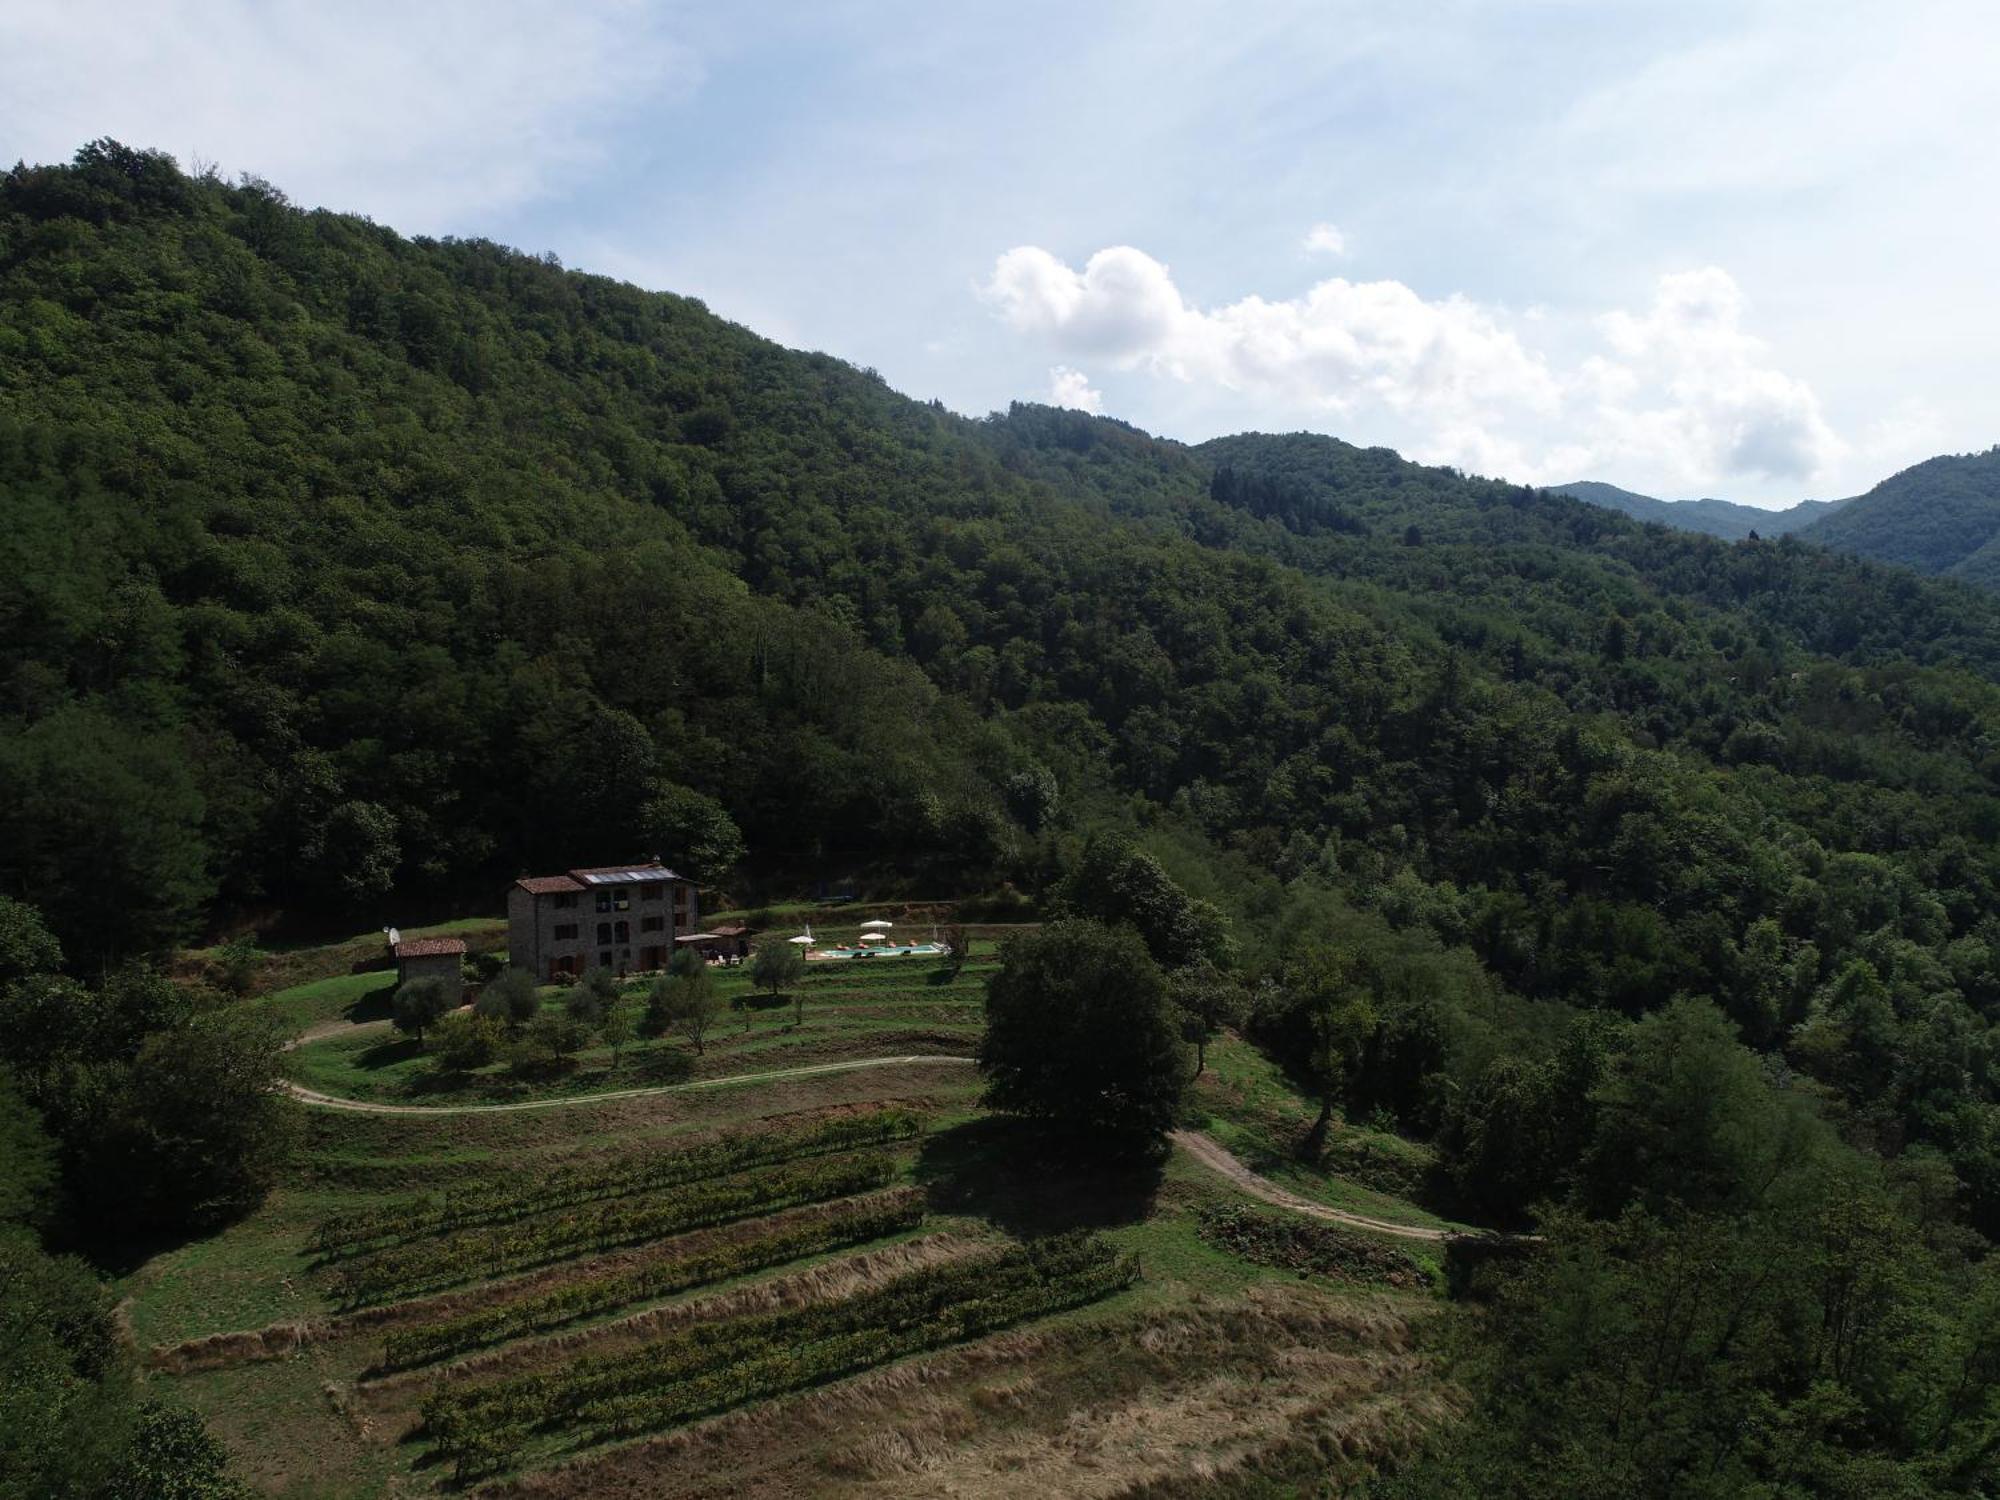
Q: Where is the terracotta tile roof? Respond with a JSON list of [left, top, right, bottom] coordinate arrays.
[[394, 937, 466, 959], [515, 875, 585, 895]]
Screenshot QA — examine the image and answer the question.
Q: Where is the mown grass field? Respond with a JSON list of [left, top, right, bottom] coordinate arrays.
[[122, 931, 1464, 1496]]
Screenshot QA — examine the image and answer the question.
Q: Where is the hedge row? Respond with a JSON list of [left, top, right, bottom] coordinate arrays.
[[1195, 1203, 1435, 1289], [334, 1151, 901, 1307], [377, 1193, 925, 1369], [425, 1231, 1137, 1480], [310, 1108, 924, 1256]]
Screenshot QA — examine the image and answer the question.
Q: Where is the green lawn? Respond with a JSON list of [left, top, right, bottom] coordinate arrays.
[[279, 957, 997, 1105]]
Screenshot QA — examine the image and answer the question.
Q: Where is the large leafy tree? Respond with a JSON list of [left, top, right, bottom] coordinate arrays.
[[979, 919, 1187, 1149], [1050, 836, 1235, 970]]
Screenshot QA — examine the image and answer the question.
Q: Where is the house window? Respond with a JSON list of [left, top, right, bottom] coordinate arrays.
[[640, 915, 663, 933], [598, 951, 612, 969], [640, 882, 664, 900], [596, 922, 612, 945], [554, 923, 578, 941], [595, 890, 612, 913], [614, 920, 630, 944], [613, 886, 630, 911]]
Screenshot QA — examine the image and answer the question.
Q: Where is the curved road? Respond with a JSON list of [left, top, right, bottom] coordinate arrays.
[[282, 1033, 1467, 1240]]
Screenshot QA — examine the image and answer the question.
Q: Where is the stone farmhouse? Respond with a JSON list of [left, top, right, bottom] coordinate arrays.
[[507, 862, 697, 981]]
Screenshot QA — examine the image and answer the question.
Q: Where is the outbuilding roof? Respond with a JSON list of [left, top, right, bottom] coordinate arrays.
[[394, 937, 466, 959], [515, 875, 585, 895]]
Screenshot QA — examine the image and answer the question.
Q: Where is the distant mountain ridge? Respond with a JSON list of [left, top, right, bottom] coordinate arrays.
[[1794, 449, 2000, 587], [1552, 480, 1844, 540]]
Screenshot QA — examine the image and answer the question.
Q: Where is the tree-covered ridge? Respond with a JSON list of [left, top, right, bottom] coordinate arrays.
[[1797, 447, 2000, 582]]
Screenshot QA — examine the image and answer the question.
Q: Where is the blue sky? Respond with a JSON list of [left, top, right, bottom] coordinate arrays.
[[4, 0, 1993, 505]]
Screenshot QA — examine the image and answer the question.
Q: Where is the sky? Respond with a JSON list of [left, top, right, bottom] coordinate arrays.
[[4, 0, 1994, 507]]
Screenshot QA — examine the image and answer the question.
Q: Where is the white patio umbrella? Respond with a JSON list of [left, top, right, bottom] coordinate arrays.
[[788, 933, 815, 945], [858, 931, 889, 943], [858, 918, 894, 930]]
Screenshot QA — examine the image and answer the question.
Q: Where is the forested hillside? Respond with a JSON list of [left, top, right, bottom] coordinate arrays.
[[1552, 478, 1841, 539], [18, 142, 2000, 1490], [1798, 448, 2000, 586]]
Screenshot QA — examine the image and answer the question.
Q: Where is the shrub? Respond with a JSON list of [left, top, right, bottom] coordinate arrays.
[[1195, 1203, 1432, 1289], [523, 1008, 585, 1066], [751, 937, 804, 999], [476, 968, 539, 1027], [431, 1012, 503, 1073], [391, 977, 453, 1044], [569, 966, 619, 1026]]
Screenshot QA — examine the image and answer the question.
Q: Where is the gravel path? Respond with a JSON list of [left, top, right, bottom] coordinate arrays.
[[279, 1053, 979, 1115], [1169, 1129, 1459, 1242]]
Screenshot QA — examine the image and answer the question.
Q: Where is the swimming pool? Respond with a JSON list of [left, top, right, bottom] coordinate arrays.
[[807, 943, 948, 960]]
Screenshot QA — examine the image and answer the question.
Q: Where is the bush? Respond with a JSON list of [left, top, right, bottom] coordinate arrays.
[[1195, 1203, 1432, 1289], [213, 936, 262, 997], [475, 967, 539, 1027], [521, 1008, 586, 1067], [391, 977, 453, 1044], [568, 966, 618, 1025], [431, 1012, 503, 1073], [751, 937, 804, 998]]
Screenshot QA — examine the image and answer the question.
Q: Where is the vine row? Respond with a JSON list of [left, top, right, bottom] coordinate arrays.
[[334, 1151, 900, 1307], [377, 1193, 924, 1369], [424, 1231, 1138, 1481], [310, 1107, 923, 1257]]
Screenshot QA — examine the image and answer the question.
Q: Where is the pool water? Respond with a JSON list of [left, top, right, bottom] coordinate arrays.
[[809, 943, 948, 960]]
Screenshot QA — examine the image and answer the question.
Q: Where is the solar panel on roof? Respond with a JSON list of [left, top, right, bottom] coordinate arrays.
[[575, 867, 664, 884]]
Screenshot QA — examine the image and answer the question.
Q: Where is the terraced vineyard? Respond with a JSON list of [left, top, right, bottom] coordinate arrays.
[[121, 948, 1455, 1496]]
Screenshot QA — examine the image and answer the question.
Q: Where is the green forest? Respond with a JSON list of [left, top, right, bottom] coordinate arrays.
[[11, 141, 2000, 1493]]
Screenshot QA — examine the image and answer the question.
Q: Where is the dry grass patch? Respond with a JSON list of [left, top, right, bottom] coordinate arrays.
[[485, 1285, 1440, 1500]]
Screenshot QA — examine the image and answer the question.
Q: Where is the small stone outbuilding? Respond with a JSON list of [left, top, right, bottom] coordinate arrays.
[[392, 935, 466, 1007]]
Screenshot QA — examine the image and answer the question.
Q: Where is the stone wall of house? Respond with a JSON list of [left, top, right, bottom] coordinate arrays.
[[397, 950, 464, 1007]]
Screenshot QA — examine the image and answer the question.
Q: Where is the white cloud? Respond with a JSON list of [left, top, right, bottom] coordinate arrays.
[[983, 243, 1560, 423], [1303, 222, 1347, 256], [0, 0, 699, 231], [983, 245, 1843, 489], [1048, 365, 1103, 413]]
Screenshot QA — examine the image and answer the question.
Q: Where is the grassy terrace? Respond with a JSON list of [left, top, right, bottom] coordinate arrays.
[[280, 944, 999, 1106]]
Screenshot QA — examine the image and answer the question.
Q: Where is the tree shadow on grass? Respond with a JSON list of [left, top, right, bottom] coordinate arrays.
[[341, 982, 396, 1025], [352, 1036, 424, 1071], [914, 1116, 1165, 1240]]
